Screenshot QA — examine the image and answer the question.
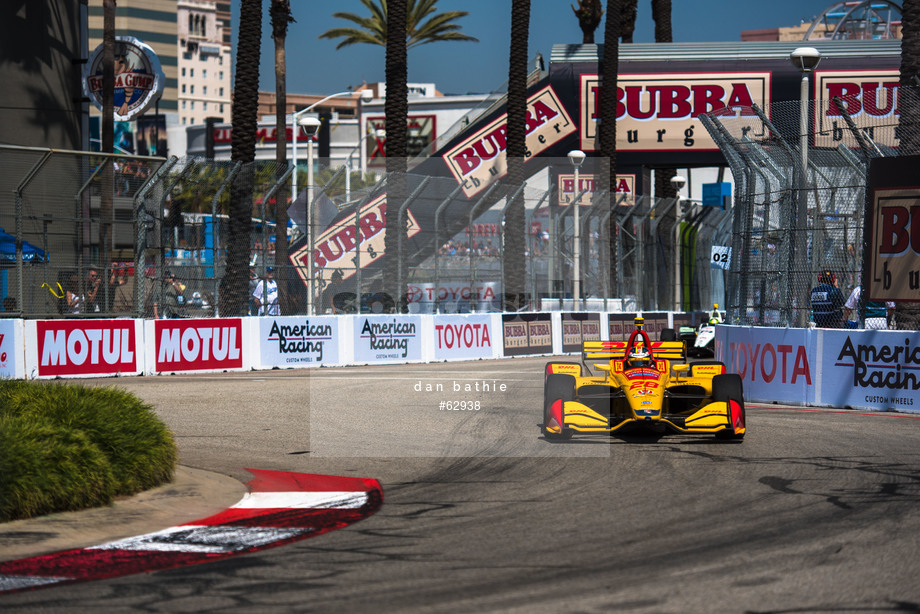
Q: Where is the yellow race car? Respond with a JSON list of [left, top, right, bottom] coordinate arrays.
[[542, 316, 745, 441]]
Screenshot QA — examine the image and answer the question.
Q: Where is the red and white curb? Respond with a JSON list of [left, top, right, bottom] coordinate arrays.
[[0, 469, 383, 595]]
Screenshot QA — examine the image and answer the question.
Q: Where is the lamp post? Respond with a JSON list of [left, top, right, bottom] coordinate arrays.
[[790, 47, 821, 327], [568, 150, 586, 310], [346, 129, 386, 201], [670, 174, 686, 312], [789, 47, 821, 181], [291, 89, 373, 200]]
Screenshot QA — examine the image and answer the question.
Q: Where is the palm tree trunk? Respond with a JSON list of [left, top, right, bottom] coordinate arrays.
[[384, 0, 409, 309], [621, 0, 638, 43], [897, 0, 920, 329], [502, 0, 530, 311], [221, 0, 261, 316], [600, 0, 621, 301], [101, 0, 116, 286], [271, 0, 293, 313]]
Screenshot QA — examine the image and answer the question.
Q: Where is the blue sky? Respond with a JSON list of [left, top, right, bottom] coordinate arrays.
[[232, 0, 849, 96]]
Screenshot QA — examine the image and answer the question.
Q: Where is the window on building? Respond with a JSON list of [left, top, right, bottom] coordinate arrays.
[[219, 71, 224, 80], [203, 69, 207, 79], [182, 117, 187, 125], [190, 85, 195, 94], [181, 67, 186, 77], [219, 87, 224, 97], [190, 68, 194, 78], [203, 102, 208, 111], [220, 104, 224, 113], [203, 86, 207, 96], [181, 84, 186, 93], [191, 101, 195, 110], [182, 101, 186, 109]]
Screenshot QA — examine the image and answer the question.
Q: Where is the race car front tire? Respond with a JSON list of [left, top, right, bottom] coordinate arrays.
[[543, 374, 575, 440], [712, 373, 745, 440]]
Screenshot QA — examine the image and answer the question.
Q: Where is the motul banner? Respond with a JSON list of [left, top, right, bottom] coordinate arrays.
[[152, 318, 244, 373], [28, 320, 141, 378]]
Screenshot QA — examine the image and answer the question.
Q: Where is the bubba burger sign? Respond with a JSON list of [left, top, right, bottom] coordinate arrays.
[[579, 72, 771, 151]]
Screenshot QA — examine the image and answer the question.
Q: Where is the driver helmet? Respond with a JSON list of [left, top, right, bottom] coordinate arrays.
[[627, 346, 652, 369]]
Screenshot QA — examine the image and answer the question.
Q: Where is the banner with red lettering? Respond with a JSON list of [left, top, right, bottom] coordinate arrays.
[[442, 85, 577, 198], [152, 318, 244, 373], [433, 314, 496, 361], [28, 319, 141, 378], [579, 72, 772, 152], [501, 313, 553, 356], [816, 69, 899, 149], [717, 325, 816, 405], [865, 155, 920, 304]]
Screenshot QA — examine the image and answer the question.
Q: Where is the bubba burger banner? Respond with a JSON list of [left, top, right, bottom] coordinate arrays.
[[152, 318, 244, 373], [29, 319, 141, 378], [866, 155, 920, 304], [579, 72, 771, 152], [442, 85, 577, 198]]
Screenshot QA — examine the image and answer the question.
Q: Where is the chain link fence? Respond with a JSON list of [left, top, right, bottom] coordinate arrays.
[[1, 145, 730, 319], [700, 85, 910, 327]]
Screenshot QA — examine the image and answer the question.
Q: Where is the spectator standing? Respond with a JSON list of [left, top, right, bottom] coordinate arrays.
[[84, 267, 101, 312], [163, 271, 186, 318], [252, 266, 280, 316], [64, 272, 83, 314], [321, 269, 346, 314], [810, 270, 845, 328], [844, 285, 895, 330], [248, 267, 259, 315]]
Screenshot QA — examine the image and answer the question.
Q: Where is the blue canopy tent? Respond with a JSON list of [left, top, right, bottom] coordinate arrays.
[[0, 228, 49, 266]]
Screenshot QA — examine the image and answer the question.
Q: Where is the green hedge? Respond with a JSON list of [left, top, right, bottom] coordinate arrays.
[[0, 380, 178, 522]]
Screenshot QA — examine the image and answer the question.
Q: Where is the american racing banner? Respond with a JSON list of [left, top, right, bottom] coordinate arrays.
[[816, 69, 899, 149], [257, 316, 340, 368], [579, 72, 772, 152], [442, 85, 577, 198], [354, 315, 422, 363], [29, 319, 141, 378]]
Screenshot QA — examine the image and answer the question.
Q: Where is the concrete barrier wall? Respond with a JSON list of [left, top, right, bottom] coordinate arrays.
[[8, 316, 918, 413]]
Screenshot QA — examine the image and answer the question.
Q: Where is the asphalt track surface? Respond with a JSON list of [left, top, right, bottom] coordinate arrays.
[[3, 355, 920, 613]]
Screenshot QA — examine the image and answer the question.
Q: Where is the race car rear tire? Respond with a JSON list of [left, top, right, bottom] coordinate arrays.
[[543, 374, 575, 440], [712, 373, 745, 440]]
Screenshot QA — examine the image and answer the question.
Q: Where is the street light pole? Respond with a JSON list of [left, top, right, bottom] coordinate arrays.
[[790, 47, 822, 327], [291, 89, 373, 200], [568, 150, 586, 310]]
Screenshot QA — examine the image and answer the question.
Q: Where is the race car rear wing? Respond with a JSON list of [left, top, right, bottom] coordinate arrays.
[[582, 341, 686, 363]]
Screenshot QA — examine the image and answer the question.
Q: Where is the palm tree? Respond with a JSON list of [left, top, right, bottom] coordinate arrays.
[[572, 0, 604, 44], [100, 0, 116, 295], [383, 0, 409, 309], [897, 0, 920, 329], [503, 0, 530, 311], [220, 0, 262, 316], [321, 0, 477, 310], [599, 0, 622, 300], [319, 0, 478, 49], [620, 0, 638, 43], [271, 0, 294, 313]]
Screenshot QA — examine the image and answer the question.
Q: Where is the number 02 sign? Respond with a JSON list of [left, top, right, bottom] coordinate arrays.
[[711, 246, 731, 270]]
